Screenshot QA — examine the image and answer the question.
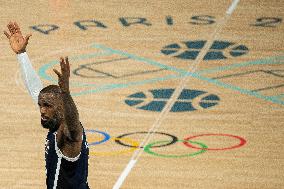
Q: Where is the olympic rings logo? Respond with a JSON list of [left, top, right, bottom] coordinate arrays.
[[85, 130, 247, 158]]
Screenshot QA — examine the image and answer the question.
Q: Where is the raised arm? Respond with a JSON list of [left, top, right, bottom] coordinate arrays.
[[53, 57, 82, 142], [4, 22, 43, 103]]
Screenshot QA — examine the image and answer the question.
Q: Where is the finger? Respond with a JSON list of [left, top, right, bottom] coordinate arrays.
[[10, 22, 17, 34], [65, 56, 70, 77], [60, 57, 65, 72], [53, 68, 62, 78], [7, 22, 14, 34], [60, 57, 64, 63], [24, 34, 32, 44], [65, 56, 69, 65], [14, 22, 21, 34], [60, 57, 69, 77], [61, 57, 69, 73], [3, 31, 11, 39]]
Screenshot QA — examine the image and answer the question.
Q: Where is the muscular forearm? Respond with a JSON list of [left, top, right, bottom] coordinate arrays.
[[62, 92, 81, 140]]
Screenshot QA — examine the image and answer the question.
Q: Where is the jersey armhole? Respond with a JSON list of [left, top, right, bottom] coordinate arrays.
[[54, 132, 82, 162]]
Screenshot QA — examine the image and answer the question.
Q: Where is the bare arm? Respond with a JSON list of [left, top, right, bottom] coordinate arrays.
[[54, 57, 82, 142], [4, 22, 43, 104]]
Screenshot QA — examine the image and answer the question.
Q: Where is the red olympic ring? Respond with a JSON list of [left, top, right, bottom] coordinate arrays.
[[183, 133, 246, 151]]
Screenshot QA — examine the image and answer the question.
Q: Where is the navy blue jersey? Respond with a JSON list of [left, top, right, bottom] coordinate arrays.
[[45, 128, 89, 189]]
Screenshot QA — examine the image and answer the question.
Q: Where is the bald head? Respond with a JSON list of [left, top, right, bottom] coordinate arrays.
[[38, 85, 63, 132]]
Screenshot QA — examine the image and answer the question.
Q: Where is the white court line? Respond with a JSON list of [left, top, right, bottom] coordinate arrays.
[[112, 160, 137, 189], [227, 0, 240, 15], [112, 1, 241, 189]]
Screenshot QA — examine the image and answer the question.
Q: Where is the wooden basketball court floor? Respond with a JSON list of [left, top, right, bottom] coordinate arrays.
[[0, 0, 283, 188]]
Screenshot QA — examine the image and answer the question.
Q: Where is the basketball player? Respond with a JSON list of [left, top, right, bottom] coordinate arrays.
[[4, 22, 90, 189]]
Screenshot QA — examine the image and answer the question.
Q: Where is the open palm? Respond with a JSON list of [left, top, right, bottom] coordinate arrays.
[[53, 57, 71, 94], [4, 22, 31, 54]]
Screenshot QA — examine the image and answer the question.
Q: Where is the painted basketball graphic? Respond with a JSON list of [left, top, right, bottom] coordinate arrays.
[[161, 40, 249, 60], [125, 88, 220, 112]]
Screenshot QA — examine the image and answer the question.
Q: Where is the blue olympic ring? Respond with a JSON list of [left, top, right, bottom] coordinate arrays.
[[85, 129, 111, 145], [84, 129, 247, 158]]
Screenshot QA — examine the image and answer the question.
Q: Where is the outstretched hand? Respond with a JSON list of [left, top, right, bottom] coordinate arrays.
[[53, 57, 70, 94], [4, 21, 32, 54]]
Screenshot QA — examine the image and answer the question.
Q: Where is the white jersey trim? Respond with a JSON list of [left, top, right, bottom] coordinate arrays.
[[54, 132, 81, 162], [53, 156, 62, 189]]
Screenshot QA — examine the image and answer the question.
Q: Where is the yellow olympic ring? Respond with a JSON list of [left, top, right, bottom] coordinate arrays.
[[88, 137, 140, 156]]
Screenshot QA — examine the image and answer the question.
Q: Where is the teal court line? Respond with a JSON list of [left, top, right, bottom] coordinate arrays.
[[90, 43, 188, 74], [38, 51, 113, 87], [271, 94, 284, 99], [70, 74, 183, 96], [197, 55, 284, 74], [38, 42, 284, 105], [88, 43, 284, 105], [38, 46, 186, 89], [189, 72, 284, 105]]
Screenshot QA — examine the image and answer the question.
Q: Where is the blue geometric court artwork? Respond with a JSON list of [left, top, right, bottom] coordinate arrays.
[[38, 42, 284, 106], [161, 40, 249, 60], [125, 89, 220, 112]]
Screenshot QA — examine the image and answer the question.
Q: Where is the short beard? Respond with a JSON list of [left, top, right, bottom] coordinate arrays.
[[41, 117, 60, 133]]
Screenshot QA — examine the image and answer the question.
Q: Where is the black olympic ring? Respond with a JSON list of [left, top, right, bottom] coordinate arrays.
[[115, 131, 178, 148]]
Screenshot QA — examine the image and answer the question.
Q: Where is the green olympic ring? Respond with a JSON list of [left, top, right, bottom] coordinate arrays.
[[144, 140, 207, 158]]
